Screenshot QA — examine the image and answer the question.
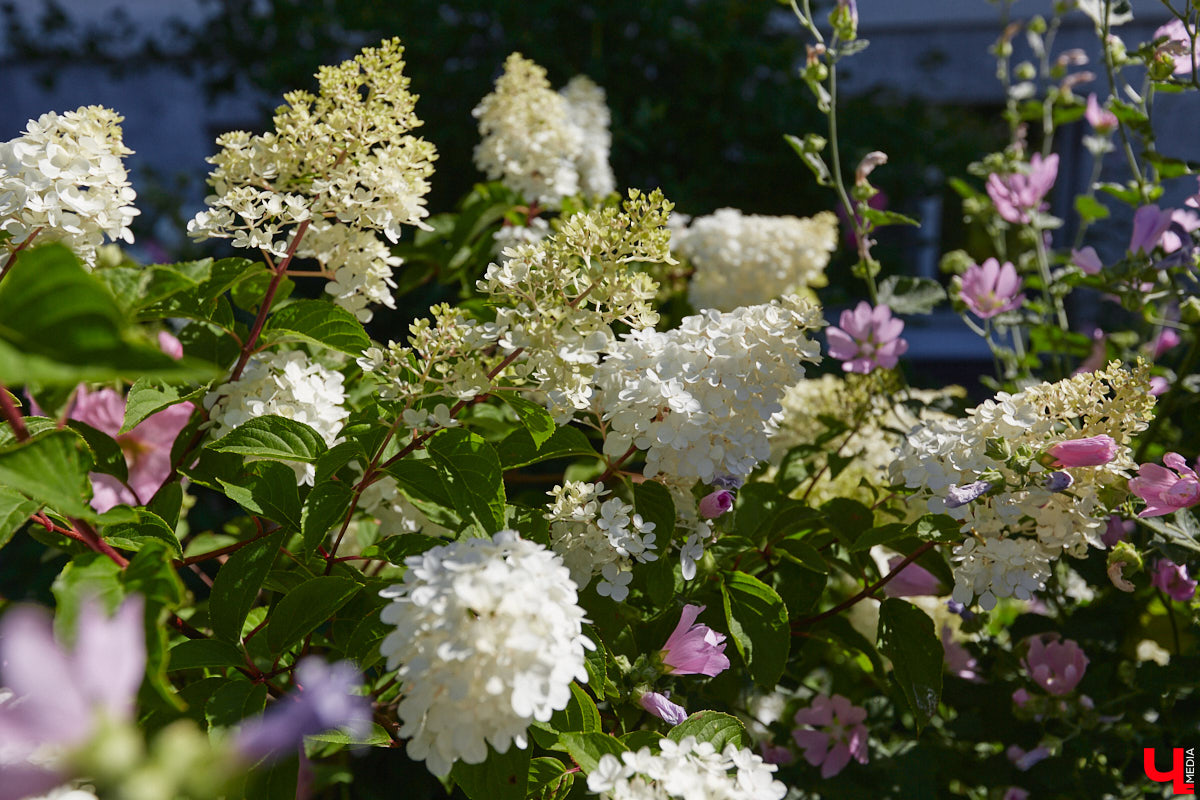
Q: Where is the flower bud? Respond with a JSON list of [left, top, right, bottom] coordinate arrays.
[[698, 489, 735, 519]]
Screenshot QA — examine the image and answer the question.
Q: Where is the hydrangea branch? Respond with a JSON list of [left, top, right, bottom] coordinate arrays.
[[792, 541, 938, 630]]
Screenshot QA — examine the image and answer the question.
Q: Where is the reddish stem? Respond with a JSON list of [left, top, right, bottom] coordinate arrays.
[[0, 382, 29, 442], [0, 227, 42, 283], [230, 219, 311, 381]]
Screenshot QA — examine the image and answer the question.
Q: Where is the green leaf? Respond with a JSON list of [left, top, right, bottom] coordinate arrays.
[[666, 711, 751, 750], [426, 428, 506, 531], [550, 683, 600, 733], [383, 460, 455, 509], [848, 523, 910, 552], [66, 420, 128, 482], [217, 461, 302, 529], [0, 244, 215, 385], [877, 598, 943, 732], [495, 392, 556, 448], [262, 299, 371, 355], [305, 722, 392, 747], [784, 133, 832, 186], [1073, 194, 1110, 224], [0, 486, 38, 551], [861, 208, 921, 228], [122, 540, 183, 607], [555, 732, 629, 774], [635, 480, 677, 605], [121, 377, 203, 435], [208, 415, 328, 463], [206, 680, 269, 731], [104, 509, 182, 558], [822, 497, 874, 546], [300, 481, 354, 555], [359, 533, 445, 564], [169, 638, 247, 671], [450, 743, 530, 800], [876, 275, 946, 315], [0, 431, 95, 519], [265, 576, 362, 653], [527, 758, 574, 800], [720, 572, 790, 687], [496, 425, 597, 470], [51, 552, 125, 636], [209, 529, 284, 643]]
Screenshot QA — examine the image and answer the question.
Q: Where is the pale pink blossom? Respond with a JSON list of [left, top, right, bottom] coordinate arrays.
[[1006, 744, 1051, 771], [1154, 18, 1200, 76], [1003, 788, 1030, 800], [1011, 688, 1031, 708], [1152, 328, 1182, 359], [1045, 434, 1117, 468], [637, 691, 687, 725], [959, 258, 1025, 319], [1129, 205, 1175, 255], [941, 626, 981, 682], [1085, 94, 1117, 133], [1023, 635, 1088, 696], [660, 604, 730, 677], [1162, 209, 1200, 254], [826, 301, 908, 374], [1129, 453, 1200, 517], [1150, 376, 1171, 397], [1150, 558, 1197, 602], [0, 597, 145, 799], [986, 153, 1058, 225], [1102, 515, 1133, 548], [792, 694, 869, 778], [760, 742, 796, 765], [157, 330, 184, 360], [1071, 246, 1103, 275], [1108, 560, 1135, 592], [881, 557, 942, 597], [70, 387, 194, 513], [698, 489, 735, 519]]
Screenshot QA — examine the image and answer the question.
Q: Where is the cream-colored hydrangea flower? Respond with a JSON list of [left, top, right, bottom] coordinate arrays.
[[0, 105, 139, 266], [892, 361, 1156, 609], [677, 208, 838, 311], [188, 38, 435, 318], [474, 55, 618, 206], [768, 373, 964, 505]]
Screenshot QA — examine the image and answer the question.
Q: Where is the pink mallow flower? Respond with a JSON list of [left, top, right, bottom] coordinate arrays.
[[1085, 94, 1118, 133], [1152, 328, 1182, 359], [1006, 744, 1052, 772], [1129, 205, 1175, 255], [0, 596, 145, 800], [792, 694, 869, 778], [1129, 453, 1200, 517], [986, 153, 1058, 225], [826, 302, 908, 374], [698, 489, 735, 519], [70, 387, 194, 513], [1150, 558, 1198, 602], [881, 557, 942, 598], [1102, 515, 1134, 548], [941, 626, 982, 682], [1045, 434, 1118, 468], [660, 604, 730, 677], [638, 691, 688, 726], [959, 258, 1025, 319], [1155, 18, 1200, 76], [1071, 246, 1103, 275], [1023, 635, 1088, 696], [234, 658, 372, 762], [1161, 209, 1200, 254], [1150, 376, 1171, 397]]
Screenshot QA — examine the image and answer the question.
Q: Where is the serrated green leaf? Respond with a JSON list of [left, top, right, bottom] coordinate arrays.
[[0, 431, 95, 519], [0, 244, 216, 385], [300, 480, 354, 555], [121, 377, 203, 435], [555, 732, 629, 774], [0, 486, 38, 551], [359, 533, 445, 564], [720, 572, 790, 687], [496, 425, 597, 470], [209, 529, 284, 643], [105, 509, 182, 558], [217, 461, 302, 529], [1074, 194, 1110, 223], [551, 683, 600, 733], [451, 743, 530, 800], [262, 299, 371, 355], [427, 428, 505, 531], [861, 208, 921, 228], [305, 722, 392, 747], [208, 415, 328, 463], [877, 598, 943, 732], [666, 711, 750, 750], [527, 757, 574, 800], [206, 680, 269, 731], [494, 392, 557, 448], [848, 523, 910, 552], [876, 275, 946, 315], [169, 638, 247, 671], [634, 480, 677, 605], [265, 576, 361, 653]]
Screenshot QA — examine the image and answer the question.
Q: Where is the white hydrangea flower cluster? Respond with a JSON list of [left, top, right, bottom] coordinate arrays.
[[560, 76, 617, 198], [0, 105, 139, 266], [188, 38, 435, 318], [297, 221, 403, 322], [891, 361, 1155, 609], [586, 736, 787, 800], [676, 208, 838, 312], [545, 481, 657, 600], [357, 303, 502, 405], [204, 350, 348, 484], [476, 191, 672, 419], [378, 530, 592, 777], [492, 216, 550, 262], [473, 54, 617, 206], [593, 295, 823, 483], [768, 373, 964, 505]]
